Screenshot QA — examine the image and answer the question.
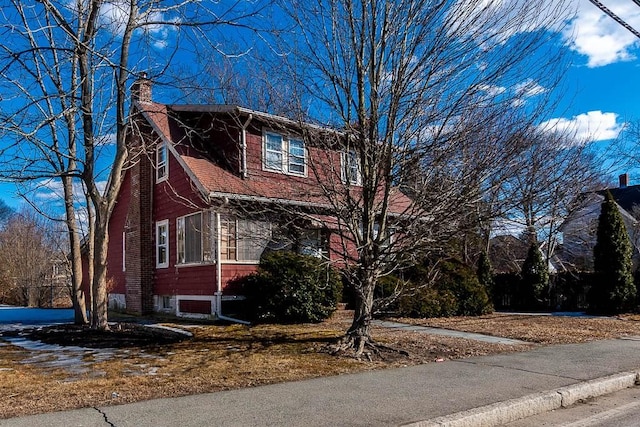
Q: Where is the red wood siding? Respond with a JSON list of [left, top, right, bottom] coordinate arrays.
[[179, 299, 211, 314], [106, 168, 131, 295], [153, 144, 213, 296]]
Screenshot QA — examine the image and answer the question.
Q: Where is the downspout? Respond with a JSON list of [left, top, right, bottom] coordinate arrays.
[[240, 114, 253, 179], [214, 211, 250, 325]]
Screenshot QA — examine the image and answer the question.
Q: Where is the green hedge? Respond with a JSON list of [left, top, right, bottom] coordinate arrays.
[[236, 251, 342, 324], [393, 259, 493, 318]]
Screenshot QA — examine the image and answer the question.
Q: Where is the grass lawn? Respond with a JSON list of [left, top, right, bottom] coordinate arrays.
[[2, 310, 640, 418]]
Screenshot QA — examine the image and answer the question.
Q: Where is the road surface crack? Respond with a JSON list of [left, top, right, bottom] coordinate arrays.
[[94, 407, 116, 427]]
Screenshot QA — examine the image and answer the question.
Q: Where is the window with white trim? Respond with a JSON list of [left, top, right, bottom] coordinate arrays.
[[298, 229, 327, 258], [156, 142, 168, 182], [156, 220, 169, 268], [341, 150, 361, 185], [263, 131, 306, 175], [220, 216, 271, 262], [177, 212, 212, 265]]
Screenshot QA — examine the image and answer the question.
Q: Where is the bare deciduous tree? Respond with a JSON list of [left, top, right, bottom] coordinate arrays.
[[0, 0, 262, 329], [0, 210, 69, 307], [498, 128, 603, 266], [276, 0, 573, 356]]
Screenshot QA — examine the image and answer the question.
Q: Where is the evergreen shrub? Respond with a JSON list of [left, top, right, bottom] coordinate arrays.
[[237, 251, 342, 323]]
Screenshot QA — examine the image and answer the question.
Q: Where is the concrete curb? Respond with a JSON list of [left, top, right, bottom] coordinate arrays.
[[403, 371, 640, 427]]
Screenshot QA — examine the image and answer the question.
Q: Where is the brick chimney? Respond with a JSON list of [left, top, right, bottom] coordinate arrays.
[[619, 173, 629, 188], [131, 72, 152, 104]]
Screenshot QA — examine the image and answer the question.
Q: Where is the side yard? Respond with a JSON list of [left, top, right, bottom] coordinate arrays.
[[2, 310, 640, 418]]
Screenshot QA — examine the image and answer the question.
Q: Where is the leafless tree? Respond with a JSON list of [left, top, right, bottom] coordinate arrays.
[[0, 0, 263, 329], [276, 0, 573, 356], [0, 210, 69, 307], [498, 128, 603, 265]]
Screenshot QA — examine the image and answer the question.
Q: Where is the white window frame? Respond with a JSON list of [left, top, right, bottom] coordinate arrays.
[[262, 130, 307, 176], [220, 216, 272, 264], [156, 142, 168, 182], [176, 211, 213, 266], [156, 220, 169, 269], [298, 229, 327, 258], [341, 150, 362, 186]]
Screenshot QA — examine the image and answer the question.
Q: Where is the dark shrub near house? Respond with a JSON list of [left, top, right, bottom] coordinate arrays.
[[550, 272, 593, 311], [236, 251, 342, 324], [386, 259, 493, 318]]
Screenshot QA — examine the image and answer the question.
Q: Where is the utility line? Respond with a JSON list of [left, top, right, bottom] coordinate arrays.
[[587, 0, 640, 39]]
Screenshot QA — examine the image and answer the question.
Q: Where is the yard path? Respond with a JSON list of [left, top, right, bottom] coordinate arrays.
[[373, 319, 528, 345]]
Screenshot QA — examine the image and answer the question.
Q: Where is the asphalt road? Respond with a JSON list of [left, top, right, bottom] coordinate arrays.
[[505, 384, 640, 426]]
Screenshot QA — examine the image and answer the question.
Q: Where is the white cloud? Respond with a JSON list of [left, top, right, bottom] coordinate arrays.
[[563, 0, 640, 67], [100, 1, 178, 49], [449, 0, 570, 45], [479, 84, 507, 96], [514, 79, 547, 98], [538, 110, 623, 142], [510, 79, 547, 107]]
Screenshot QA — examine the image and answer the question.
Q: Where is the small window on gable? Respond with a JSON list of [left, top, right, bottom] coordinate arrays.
[[263, 131, 306, 176], [156, 142, 168, 182], [156, 220, 169, 268], [341, 151, 361, 185]]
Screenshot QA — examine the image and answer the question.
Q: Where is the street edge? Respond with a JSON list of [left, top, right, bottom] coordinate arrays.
[[402, 370, 640, 427]]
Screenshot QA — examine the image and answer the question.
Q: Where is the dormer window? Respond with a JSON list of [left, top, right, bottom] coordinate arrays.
[[156, 142, 168, 182], [263, 131, 306, 176]]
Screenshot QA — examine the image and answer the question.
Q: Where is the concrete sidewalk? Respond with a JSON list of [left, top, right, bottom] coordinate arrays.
[[2, 338, 640, 427]]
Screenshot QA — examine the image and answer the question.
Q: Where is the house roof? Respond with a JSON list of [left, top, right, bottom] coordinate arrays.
[[606, 184, 640, 218], [136, 101, 413, 215]]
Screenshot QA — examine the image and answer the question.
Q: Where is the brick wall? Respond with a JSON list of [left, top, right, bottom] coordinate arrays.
[[124, 129, 155, 314]]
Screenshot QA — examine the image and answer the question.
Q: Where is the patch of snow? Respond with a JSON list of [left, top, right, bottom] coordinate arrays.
[[147, 324, 193, 337]]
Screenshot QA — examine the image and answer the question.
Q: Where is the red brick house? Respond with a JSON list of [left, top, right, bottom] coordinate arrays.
[[100, 78, 411, 319]]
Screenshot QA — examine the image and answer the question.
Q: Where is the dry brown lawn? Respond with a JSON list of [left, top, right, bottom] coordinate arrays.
[[2, 310, 640, 419], [398, 312, 640, 344]]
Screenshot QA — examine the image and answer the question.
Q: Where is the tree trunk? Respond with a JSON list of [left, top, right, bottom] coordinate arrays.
[[91, 215, 109, 330], [63, 176, 88, 325], [342, 267, 377, 356]]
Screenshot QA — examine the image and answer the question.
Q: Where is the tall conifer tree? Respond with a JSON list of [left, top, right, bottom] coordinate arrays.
[[591, 191, 635, 314], [520, 243, 549, 309]]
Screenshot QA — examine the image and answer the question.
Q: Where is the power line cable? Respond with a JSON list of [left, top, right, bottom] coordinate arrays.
[[587, 0, 640, 39]]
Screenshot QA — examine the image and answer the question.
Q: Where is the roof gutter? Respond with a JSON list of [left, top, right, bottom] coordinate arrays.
[[240, 113, 253, 179]]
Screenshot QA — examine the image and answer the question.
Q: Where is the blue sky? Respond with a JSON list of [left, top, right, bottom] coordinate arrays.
[[1, 0, 640, 212], [544, 0, 640, 179]]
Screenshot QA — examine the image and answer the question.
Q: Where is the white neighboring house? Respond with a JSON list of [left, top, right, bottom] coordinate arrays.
[[560, 174, 640, 271]]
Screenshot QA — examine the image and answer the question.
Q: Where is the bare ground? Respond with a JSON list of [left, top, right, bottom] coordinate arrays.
[[1, 310, 639, 418]]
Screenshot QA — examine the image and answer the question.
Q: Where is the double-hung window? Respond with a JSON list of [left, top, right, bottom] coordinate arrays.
[[298, 229, 326, 258], [341, 150, 361, 185], [263, 131, 306, 175], [156, 220, 169, 268], [156, 142, 168, 182], [177, 212, 212, 265]]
